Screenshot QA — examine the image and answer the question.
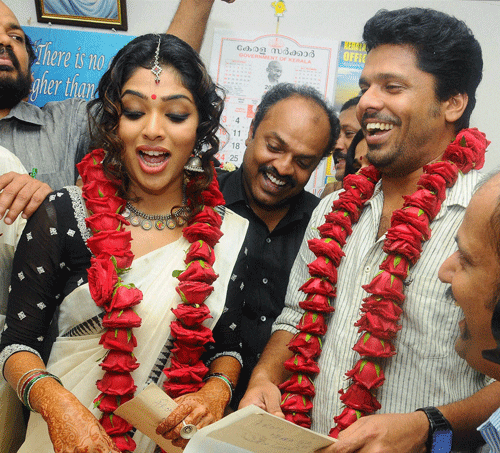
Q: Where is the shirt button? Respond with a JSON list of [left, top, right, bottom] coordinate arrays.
[[266, 238, 271, 243], [260, 316, 266, 322], [263, 278, 268, 284], [364, 266, 371, 273]]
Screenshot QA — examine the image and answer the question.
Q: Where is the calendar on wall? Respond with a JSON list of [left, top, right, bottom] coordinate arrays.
[[210, 30, 339, 194]]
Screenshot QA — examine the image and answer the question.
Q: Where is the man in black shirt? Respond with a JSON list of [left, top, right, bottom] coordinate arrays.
[[213, 83, 339, 408]]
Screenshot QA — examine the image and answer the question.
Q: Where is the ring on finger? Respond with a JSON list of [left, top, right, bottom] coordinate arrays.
[[180, 420, 197, 439]]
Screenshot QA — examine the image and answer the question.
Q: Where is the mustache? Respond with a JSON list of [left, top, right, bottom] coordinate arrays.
[[444, 286, 455, 302], [361, 111, 402, 128], [259, 165, 296, 188], [0, 45, 20, 70]]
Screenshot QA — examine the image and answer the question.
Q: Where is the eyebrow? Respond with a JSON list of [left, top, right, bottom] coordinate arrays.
[[121, 90, 194, 103], [269, 132, 318, 162], [455, 235, 474, 264], [359, 73, 406, 87]]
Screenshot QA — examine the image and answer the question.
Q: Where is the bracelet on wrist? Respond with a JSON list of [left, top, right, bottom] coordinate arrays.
[[203, 372, 235, 402]]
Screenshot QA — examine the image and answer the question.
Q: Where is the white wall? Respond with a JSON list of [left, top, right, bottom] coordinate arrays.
[[8, 0, 500, 172]]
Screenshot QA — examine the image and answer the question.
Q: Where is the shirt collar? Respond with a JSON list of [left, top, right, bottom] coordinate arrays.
[[2, 101, 44, 126]]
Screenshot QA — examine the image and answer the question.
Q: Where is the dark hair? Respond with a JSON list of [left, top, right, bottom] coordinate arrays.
[[363, 7, 483, 132], [87, 33, 224, 208], [340, 95, 361, 113], [344, 129, 365, 177], [252, 83, 339, 158], [24, 33, 37, 68]]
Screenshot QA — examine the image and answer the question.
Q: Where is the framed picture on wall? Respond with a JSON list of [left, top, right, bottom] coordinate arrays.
[[34, 0, 128, 31]]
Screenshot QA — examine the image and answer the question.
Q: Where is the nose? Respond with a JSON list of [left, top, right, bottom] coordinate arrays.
[[273, 153, 294, 176], [357, 86, 384, 120], [438, 251, 458, 284], [142, 111, 165, 141]]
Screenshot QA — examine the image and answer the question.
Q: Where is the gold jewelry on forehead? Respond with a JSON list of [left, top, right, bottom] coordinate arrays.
[[151, 35, 162, 84]]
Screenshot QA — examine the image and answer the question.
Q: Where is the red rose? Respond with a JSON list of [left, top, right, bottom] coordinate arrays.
[[87, 257, 118, 307], [323, 210, 352, 231], [299, 277, 336, 297], [378, 254, 410, 279], [333, 406, 362, 429], [165, 358, 208, 383], [87, 231, 132, 258], [170, 321, 214, 345], [317, 223, 350, 246], [183, 222, 223, 247], [358, 164, 380, 182], [329, 426, 342, 439], [287, 331, 322, 360], [83, 179, 119, 200], [102, 308, 142, 329], [112, 434, 136, 452], [343, 172, 378, 197], [278, 373, 316, 397], [331, 199, 363, 222], [172, 303, 211, 327], [176, 281, 214, 305], [185, 240, 215, 266], [93, 393, 133, 412], [355, 312, 401, 339], [284, 354, 320, 374], [202, 175, 225, 207], [171, 343, 206, 365], [382, 237, 422, 265], [86, 213, 129, 234], [99, 328, 137, 352], [362, 271, 405, 302], [403, 188, 441, 220], [345, 359, 385, 390], [106, 285, 143, 311], [308, 238, 345, 266], [352, 332, 395, 358], [418, 173, 447, 202], [442, 129, 489, 172], [189, 206, 222, 228], [386, 222, 425, 245], [100, 412, 133, 435], [297, 311, 327, 335], [100, 350, 139, 372], [299, 294, 335, 313], [83, 194, 126, 215], [96, 371, 136, 395], [423, 161, 459, 187], [178, 260, 218, 285], [284, 411, 312, 429], [76, 149, 105, 181], [99, 249, 135, 270], [339, 382, 381, 412], [163, 380, 205, 398], [280, 392, 313, 413], [361, 296, 403, 322], [307, 256, 338, 283], [391, 207, 431, 240]]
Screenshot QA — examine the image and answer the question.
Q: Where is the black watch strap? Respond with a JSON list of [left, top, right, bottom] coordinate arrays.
[[416, 406, 453, 453]]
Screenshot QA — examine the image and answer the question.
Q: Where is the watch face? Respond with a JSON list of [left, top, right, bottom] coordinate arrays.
[[432, 430, 453, 453]]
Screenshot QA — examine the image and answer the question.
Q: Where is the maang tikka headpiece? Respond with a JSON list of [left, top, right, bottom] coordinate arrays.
[[151, 34, 162, 84]]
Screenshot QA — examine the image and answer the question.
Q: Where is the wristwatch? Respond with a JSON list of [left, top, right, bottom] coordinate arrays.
[[416, 406, 453, 453]]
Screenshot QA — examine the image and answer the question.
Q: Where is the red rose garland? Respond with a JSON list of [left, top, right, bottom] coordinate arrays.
[[77, 149, 225, 451], [279, 129, 489, 436]]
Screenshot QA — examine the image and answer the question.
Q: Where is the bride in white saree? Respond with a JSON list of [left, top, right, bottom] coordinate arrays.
[[0, 33, 247, 453]]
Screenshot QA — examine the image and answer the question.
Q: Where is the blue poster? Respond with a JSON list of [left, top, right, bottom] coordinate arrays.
[[24, 26, 134, 107]]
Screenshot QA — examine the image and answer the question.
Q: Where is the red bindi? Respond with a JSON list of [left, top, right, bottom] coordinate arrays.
[[151, 94, 157, 100]]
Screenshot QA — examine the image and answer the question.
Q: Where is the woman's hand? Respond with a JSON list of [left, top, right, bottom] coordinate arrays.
[[156, 382, 230, 449], [39, 384, 121, 453]]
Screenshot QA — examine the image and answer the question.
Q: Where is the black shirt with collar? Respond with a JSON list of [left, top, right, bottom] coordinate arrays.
[[214, 166, 320, 408]]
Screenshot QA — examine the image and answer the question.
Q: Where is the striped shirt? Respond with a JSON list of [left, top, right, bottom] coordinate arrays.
[[274, 169, 490, 441], [479, 407, 500, 452]]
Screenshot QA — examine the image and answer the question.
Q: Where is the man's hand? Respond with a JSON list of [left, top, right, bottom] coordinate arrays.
[[238, 377, 285, 418], [0, 172, 51, 224], [315, 412, 429, 453]]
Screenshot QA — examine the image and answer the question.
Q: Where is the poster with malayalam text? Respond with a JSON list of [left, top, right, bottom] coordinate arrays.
[[209, 30, 339, 195]]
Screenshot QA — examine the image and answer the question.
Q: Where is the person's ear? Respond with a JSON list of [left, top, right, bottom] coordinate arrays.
[[245, 120, 255, 146], [444, 92, 468, 124]]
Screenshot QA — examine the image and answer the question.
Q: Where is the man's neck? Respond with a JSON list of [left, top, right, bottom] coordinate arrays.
[[248, 199, 290, 232], [0, 107, 11, 119]]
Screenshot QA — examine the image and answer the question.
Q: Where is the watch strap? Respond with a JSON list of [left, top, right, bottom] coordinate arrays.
[[416, 406, 452, 452]]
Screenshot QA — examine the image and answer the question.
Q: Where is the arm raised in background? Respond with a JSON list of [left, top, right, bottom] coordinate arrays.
[[166, 0, 235, 53]]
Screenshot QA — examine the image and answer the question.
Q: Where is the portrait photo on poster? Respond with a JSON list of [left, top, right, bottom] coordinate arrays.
[[34, 0, 127, 30]]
